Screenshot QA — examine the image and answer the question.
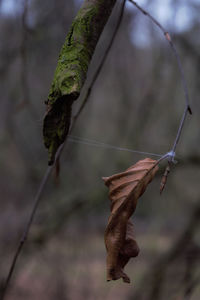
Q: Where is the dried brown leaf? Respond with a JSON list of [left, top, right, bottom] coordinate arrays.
[[103, 158, 159, 283]]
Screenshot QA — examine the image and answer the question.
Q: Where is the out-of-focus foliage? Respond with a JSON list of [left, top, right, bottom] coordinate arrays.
[[0, 0, 200, 299]]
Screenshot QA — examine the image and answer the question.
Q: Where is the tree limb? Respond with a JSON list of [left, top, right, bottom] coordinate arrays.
[[43, 0, 117, 165]]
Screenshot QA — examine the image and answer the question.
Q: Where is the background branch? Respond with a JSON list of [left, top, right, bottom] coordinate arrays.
[[0, 1, 125, 298]]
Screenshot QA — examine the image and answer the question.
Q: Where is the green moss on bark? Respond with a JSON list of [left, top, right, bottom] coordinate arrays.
[[43, 0, 117, 164]]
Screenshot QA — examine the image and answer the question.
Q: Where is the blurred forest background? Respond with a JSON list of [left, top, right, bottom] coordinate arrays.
[[0, 0, 200, 299]]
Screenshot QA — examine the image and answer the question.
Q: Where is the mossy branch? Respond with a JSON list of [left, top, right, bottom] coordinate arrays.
[[43, 0, 117, 165]]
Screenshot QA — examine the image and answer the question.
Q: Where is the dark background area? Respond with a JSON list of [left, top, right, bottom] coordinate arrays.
[[0, 0, 200, 299]]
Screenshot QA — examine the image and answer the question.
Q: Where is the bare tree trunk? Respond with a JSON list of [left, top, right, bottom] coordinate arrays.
[[43, 0, 117, 165]]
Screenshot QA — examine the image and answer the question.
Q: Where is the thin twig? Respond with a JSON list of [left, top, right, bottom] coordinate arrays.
[[0, 144, 65, 300], [171, 106, 188, 153], [0, 1, 126, 299], [0, 167, 52, 300], [129, 0, 192, 194], [129, 0, 192, 154]]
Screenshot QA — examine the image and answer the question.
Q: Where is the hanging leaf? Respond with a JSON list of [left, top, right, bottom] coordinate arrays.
[[103, 158, 159, 283]]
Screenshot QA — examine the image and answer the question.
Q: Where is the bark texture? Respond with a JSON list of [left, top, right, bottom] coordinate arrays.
[[43, 0, 117, 164]]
